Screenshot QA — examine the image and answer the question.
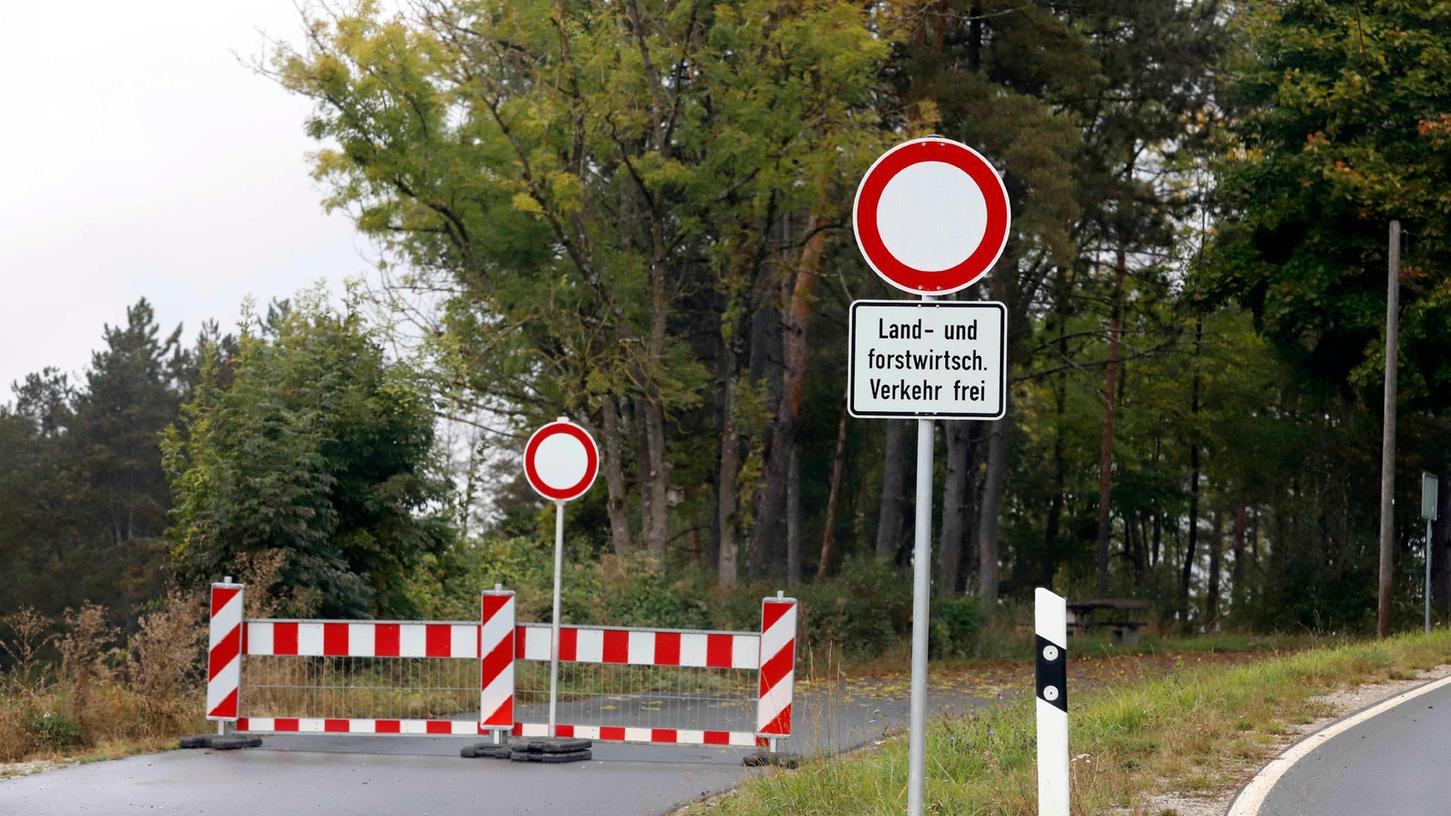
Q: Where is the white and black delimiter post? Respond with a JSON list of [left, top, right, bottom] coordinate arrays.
[[1035, 588, 1069, 816]]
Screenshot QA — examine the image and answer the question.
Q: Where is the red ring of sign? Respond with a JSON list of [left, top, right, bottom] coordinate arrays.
[[853, 138, 1011, 296], [523, 421, 599, 502]]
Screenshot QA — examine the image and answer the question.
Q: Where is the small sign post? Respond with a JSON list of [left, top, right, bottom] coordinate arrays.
[[1423, 473, 1439, 634], [523, 418, 600, 737], [850, 137, 1011, 816]]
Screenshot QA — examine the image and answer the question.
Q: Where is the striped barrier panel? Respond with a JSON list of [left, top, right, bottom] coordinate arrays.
[[207, 582, 797, 749], [206, 580, 244, 722], [757, 594, 798, 744], [479, 588, 515, 731]]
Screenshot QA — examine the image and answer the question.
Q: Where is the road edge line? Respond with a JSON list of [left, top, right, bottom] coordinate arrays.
[[1224, 672, 1451, 816]]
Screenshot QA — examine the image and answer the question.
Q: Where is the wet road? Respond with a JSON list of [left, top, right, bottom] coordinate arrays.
[[1258, 678, 1451, 816], [0, 684, 990, 816]]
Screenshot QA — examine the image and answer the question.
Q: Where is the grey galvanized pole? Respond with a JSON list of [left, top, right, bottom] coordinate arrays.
[[907, 414, 933, 816], [548, 499, 565, 736], [1428, 517, 1434, 635], [1378, 221, 1401, 639], [1425, 473, 1439, 635]]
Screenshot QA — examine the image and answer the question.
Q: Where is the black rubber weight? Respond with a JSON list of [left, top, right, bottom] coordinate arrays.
[[515, 737, 592, 754], [178, 736, 208, 749], [510, 749, 591, 764], [462, 744, 511, 759], [206, 735, 262, 751]]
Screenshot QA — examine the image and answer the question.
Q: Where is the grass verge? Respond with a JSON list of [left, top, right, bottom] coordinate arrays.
[[684, 629, 1451, 816]]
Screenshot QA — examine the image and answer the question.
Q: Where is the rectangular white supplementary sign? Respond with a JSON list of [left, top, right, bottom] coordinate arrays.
[[848, 300, 1007, 420]]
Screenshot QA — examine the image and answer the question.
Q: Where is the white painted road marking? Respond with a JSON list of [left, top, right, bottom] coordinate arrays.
[[1227, 673, 1451, 816]]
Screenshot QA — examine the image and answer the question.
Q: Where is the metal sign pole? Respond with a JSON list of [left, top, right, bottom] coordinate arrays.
[[907, 415, 933, 816], [1423, 473, 1439, 635], [907, 294, 938, 816], [549, 499, 565, 737], [1427, 516, 1434, 635]]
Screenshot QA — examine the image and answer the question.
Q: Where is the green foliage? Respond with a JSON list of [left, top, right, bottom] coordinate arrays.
[[1209, 0, 1451, 399], [163, 294, 451, 618], [0, 300, 192, 623], [793, 559, 912, 659], [24, 710, 81, 751], [928, 594, 981, 659]]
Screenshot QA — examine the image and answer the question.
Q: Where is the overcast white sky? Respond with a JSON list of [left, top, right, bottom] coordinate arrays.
[[0, 1, 368, 392]]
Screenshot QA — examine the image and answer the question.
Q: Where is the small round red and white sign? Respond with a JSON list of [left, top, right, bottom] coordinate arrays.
[[853, 137, 1011, 296], [523, 418, 599, 503]]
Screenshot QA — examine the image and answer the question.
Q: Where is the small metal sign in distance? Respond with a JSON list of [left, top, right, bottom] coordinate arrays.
[[523, 419, 599, 503], [852, 136, 1011, 295]]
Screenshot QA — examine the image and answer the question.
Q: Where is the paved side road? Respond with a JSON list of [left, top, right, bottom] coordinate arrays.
[[1260, 679, 1451, 816], [0, 684, 988, 816]]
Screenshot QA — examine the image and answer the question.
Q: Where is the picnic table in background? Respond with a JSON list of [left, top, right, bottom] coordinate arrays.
[[1065, 599, 1152, 647]]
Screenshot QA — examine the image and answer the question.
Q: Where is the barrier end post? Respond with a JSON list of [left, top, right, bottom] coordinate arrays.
[[480, 587, 517, 737], [206, 578, 245, 730], [756, 593, 798, 752]]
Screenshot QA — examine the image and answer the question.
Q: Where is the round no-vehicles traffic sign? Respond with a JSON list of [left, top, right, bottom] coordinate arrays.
[[852, 137, 1011, 296], [524, 418, 599, 502]]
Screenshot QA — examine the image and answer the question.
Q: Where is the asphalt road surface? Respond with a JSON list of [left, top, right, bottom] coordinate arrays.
[[0, 683, 989, 816], [1259, 678, 1451, 816]]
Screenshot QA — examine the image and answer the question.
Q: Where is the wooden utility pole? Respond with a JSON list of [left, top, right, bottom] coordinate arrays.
[[1378, 221, 1401, 639]]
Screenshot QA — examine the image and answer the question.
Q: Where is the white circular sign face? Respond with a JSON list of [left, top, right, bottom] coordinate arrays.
[[523, 419, 599, 502], [875, 161, 989, 272], [533, 432, 590, 492], [852, 137, 1011, 295]]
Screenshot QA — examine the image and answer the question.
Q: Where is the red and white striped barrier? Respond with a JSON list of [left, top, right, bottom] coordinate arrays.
[[208, 582, 797, 749], [238, 717, 481, 735], [513, 723, 759, 747], [479, 588, 515, 732], [756, 594, 798, 742], [206, 580, 244, 722], [514, 625, 760, 669], [244, 620, 479, 658]]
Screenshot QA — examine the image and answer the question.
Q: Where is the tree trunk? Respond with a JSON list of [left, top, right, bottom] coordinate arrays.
[[1095, 246, 1127, 595], [977, 403, 1010, 604], [1206, 507, 1223, 627], [937, 421, 971, 594], [599, 396, 634, 558], [717, 376, 742, 590], [1231, 503, 1247, 614], [875, 420, 910, 562], [749, 220, 827, 579], [1180, 316, 1204, 623], [786, 447, 801, 587], [816, 406, 849, 582], [642, 400, 671, 561]]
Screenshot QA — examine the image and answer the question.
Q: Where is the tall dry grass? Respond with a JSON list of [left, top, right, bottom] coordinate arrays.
[[0, 592, 209, 763]]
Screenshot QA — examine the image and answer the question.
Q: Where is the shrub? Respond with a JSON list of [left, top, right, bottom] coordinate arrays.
[[25, 709, 82, 751], [929, 594, 981, 658], [589, 554, 712, 630], [795, 558, 913, 659]]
